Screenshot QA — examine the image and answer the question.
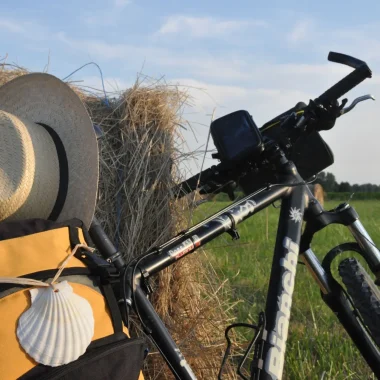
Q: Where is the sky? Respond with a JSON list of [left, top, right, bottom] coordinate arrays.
[[1, 0, 380, 184]]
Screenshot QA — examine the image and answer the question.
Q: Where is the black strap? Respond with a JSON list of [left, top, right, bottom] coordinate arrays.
[[101, 281, 123, 333], [69, 225, 82, 249], [0, 217, 84, 241], [37, 123, 69, 221], [68, 226, 123, 333]]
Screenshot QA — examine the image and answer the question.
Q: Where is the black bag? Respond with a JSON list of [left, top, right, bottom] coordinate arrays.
[[263, 126, 334, 179], [260, 102, 334, 179], [19, 333, 146, 380], [240, 103, 334, 194], [0, 218, 147, 380]]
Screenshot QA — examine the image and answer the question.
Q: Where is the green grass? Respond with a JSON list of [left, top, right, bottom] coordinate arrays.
[[193, 199, 380, 379]]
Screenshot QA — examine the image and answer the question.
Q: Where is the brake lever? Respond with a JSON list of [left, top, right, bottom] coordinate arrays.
[[340, 94, 375, 115]]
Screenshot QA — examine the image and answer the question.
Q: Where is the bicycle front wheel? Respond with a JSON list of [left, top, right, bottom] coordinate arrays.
[[339, 257, 380, 346]]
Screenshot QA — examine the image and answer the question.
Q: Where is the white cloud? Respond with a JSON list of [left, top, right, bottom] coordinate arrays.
[[83, 11, 119, 26], [173, 78, 312, 127], [57, 33, 169, 65], [287, 19, 315, 44], [83, 0, 131, 26], [157, 15, 262, 38], [329, 26, 380, 63], [114, 0, 132, 7], [0, 17, 50, 42], [56, 32, 354, 92], [0, 19, 25, 34], [56, 33, 249, 79]]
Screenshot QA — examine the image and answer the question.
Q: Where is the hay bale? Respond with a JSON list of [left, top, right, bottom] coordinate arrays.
[[0, 63, 237, 379], [90, 78, 237, 379], [0, 62, 28, 85], [313, 184, 325, 206]]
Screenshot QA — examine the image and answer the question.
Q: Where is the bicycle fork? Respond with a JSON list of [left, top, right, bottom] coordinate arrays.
[[300, 212, 380, 378]]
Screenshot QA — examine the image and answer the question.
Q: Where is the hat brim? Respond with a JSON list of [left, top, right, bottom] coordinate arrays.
[[0, 73, 99, 228]]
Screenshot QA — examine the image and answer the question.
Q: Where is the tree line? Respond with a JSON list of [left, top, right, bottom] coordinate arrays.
[[315, 172, 380, 193]]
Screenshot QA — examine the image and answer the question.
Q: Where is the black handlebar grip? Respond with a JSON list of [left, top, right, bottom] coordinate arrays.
[[317, 64, 372, 107], [328, 52, 366, 69], [89, 217, 125, 270]]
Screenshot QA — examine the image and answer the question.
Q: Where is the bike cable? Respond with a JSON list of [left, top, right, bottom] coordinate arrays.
[[131, 250, 159, 333], [121, 249, 158, 332], [356, 229, 380, 252]]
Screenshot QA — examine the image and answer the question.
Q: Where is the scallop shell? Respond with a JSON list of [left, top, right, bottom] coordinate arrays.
[[17, 281, 95, 367]]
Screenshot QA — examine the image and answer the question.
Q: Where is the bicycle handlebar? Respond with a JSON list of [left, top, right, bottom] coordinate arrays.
[[173, 52, 373, 199], [328, 52, 366, 69], [316, 52, 372, 107], [172, 165, 232, 199]]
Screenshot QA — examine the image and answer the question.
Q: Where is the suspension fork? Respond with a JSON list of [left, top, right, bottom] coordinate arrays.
[[299, 192, 380, 377], [301, 190, 380, 280], [347, 218, 380, 280], [300, 248, 380, 377]]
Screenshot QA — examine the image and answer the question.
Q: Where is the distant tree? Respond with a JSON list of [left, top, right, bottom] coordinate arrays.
[[317, 171, 338, 192], [352, 183, 360, 192], [338, 182, 351, 192], [316, 171, 329, 189], [316, 172, 338, 192], [318, 172, 326, 183], [325, 172, 337, 192], [313, 171, 379, 193], [360, 183, 372, 192]]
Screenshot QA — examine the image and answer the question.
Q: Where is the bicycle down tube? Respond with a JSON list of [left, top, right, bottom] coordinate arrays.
[[260, 185, 305, 380]]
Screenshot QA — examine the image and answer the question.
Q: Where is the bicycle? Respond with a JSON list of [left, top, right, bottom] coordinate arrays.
[[89, 52, 380, 379]]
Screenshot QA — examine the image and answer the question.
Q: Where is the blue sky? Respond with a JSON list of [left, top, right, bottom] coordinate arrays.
[[1, 0, 380, 184]]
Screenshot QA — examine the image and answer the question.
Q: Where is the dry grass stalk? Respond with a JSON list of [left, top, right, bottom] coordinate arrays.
[[0, 63, 240, 379]]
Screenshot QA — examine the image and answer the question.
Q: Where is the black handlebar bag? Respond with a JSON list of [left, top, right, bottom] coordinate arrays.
[[240, 104, 335, 195]]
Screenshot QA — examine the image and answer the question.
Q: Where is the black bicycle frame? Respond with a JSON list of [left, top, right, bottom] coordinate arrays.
[[260, 185, 305, 379], [132, 183, 291, 380], [110, 162, 380, 379]]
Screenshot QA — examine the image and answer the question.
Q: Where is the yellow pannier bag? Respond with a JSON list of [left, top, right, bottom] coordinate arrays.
[[0, 218, 146, 380]]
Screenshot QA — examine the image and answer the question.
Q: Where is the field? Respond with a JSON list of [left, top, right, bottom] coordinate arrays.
[[193, 198, 380, 379]]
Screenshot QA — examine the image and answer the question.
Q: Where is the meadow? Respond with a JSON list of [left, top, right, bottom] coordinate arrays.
[[193, 198, 380, 379]]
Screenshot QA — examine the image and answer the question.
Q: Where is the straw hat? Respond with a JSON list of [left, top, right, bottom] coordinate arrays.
[[0, 73, 99, 228]]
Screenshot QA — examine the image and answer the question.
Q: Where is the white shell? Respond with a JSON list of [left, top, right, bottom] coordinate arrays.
[[17, 281, 95, 366]]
